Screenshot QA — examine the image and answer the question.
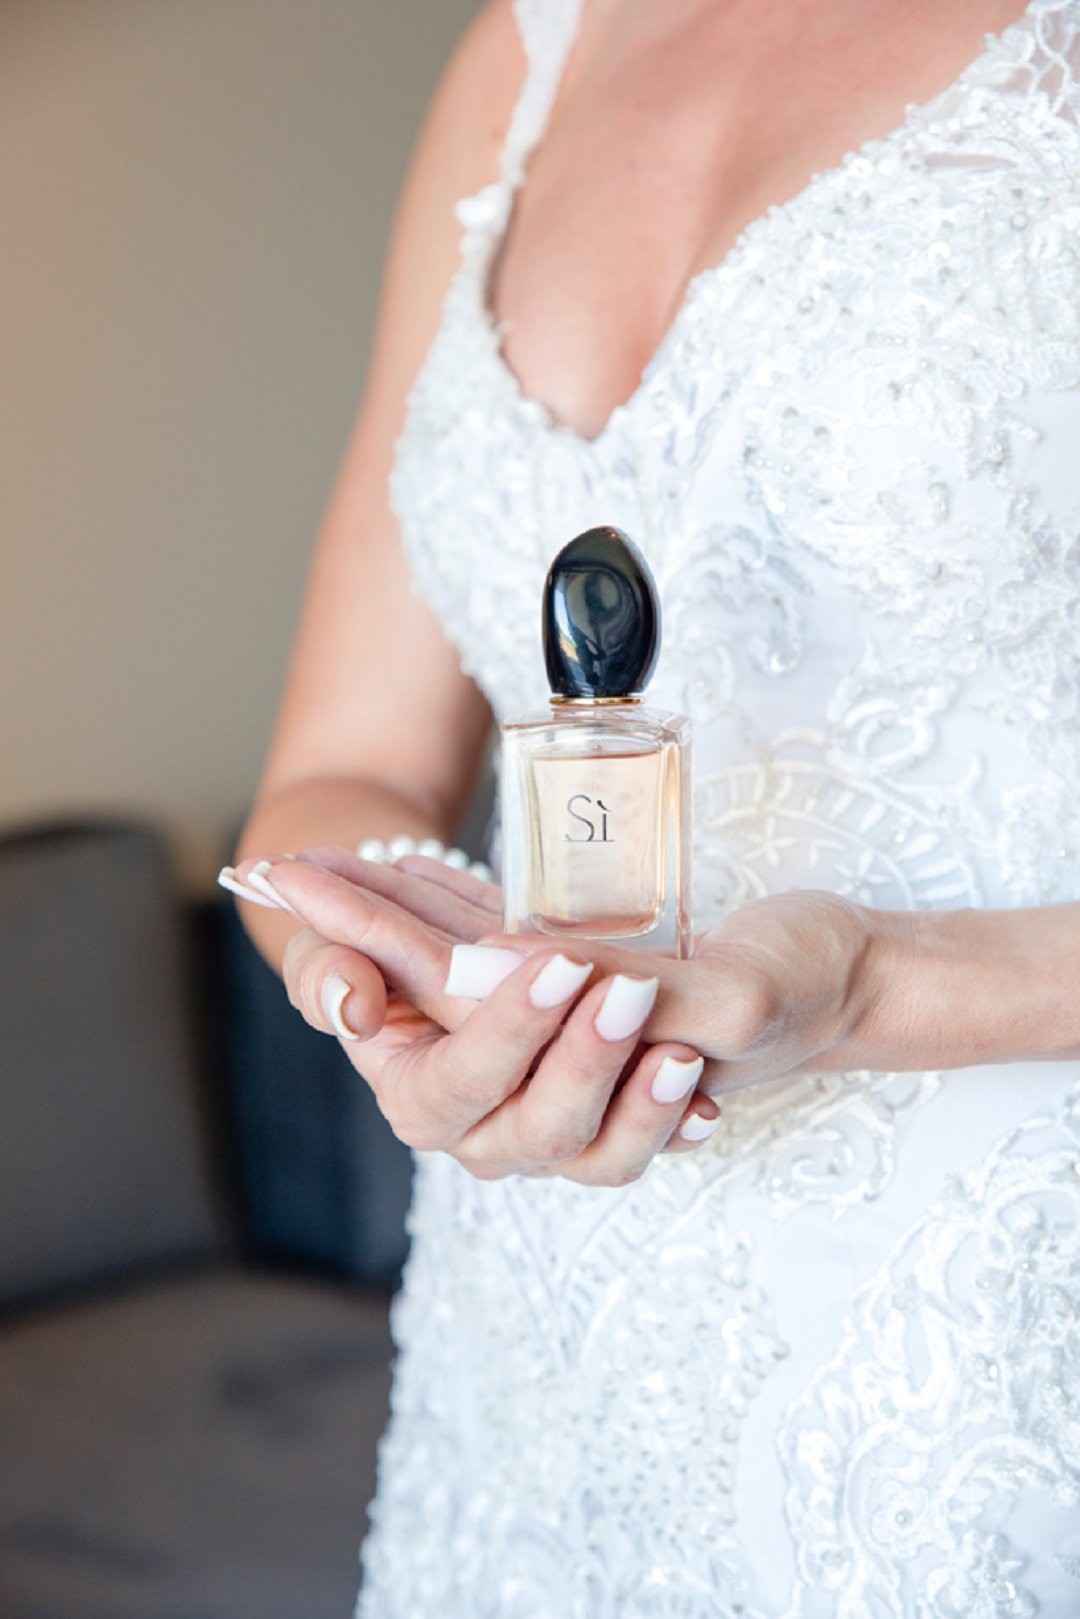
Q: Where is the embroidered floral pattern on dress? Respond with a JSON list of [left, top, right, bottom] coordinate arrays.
[[359, 2, 1080, 1614], [361, 1154, 792, 1617], [776, 1081, 1080, 1618]]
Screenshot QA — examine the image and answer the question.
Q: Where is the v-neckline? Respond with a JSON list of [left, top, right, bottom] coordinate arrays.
[[477, 0, 1045, 450]]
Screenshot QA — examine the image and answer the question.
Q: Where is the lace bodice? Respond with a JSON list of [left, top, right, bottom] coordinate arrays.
[[357, 4, 1080, 1614], [395, 0, 1080, 919]]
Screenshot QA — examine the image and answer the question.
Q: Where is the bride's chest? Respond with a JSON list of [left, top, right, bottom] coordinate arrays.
[[486, 0, 1036, 443], [395, 132, 1079, 713]]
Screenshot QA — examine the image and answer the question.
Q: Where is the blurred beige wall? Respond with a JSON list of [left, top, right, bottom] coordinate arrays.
[[1, 0, 480, 892]]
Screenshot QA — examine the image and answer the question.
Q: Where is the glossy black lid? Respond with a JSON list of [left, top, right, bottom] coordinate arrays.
[[542, 525, 660, 699]]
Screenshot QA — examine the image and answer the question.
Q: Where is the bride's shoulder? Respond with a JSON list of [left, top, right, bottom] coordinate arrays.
[[441, 0, 524, 95], [413, 0, 525, 194]]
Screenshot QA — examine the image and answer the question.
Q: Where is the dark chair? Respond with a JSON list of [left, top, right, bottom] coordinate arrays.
[[0, 819, 413, 1619]]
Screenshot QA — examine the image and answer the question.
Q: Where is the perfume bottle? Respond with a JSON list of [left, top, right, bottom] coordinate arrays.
[[500, 526, 692, 958]]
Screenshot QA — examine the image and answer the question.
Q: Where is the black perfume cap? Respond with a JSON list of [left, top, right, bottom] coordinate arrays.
[[542, 525, 660, 699]]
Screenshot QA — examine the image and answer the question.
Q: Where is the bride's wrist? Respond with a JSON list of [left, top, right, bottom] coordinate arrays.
[[836, 903, 930, 1071], [840, 901, 1080, 1071]]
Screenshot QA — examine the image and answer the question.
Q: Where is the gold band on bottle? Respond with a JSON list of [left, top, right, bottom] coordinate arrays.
[[549, 695, 643, 706]]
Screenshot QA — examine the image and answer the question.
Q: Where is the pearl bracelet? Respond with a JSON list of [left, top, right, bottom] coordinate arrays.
[[357, 834, 494, 884]]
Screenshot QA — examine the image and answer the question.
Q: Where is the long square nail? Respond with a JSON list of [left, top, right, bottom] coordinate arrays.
[[529, 954, 593, 1009], [245, 860, 299, 917], [445, 944, 524, 998], [217, 866, 279, 910], [651, 1054, 704, 1104], [594, 975, 659, 1042]]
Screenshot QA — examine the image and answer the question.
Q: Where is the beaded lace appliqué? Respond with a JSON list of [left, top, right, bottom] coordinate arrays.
[[777, 1082, 1080, 1618]]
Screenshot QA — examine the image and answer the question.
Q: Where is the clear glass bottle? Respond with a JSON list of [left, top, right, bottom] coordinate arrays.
[[500, 526, 692, 958]]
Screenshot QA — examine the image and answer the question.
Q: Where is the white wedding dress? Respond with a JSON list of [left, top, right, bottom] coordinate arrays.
[[355, 2, 1080, 1613]]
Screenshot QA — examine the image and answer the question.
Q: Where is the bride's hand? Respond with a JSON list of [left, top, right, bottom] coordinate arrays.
[[229, 847, 897, 1180], [267, 844, 893, 1080], [229, 848, 720, 1186]]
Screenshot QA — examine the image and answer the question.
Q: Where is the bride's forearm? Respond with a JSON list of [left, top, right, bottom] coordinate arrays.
[[846, 900, 1080, 1071], [232, 774, 447, 977]]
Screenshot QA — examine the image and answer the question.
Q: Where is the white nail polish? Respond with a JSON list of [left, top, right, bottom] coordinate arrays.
[[651, 1054, 704, 1104], [216, 866, 280, 911], [445, 943, 524, 998], [680, 1113, 720, 1143], [246, 860, 300, 917], [594, 975, 659, 1042], [529, 954, 593, 1010], [321, 974, 360, 1041]]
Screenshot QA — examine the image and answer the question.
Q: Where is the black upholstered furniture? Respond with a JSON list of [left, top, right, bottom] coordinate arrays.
[[0, 820, 414, 1619]]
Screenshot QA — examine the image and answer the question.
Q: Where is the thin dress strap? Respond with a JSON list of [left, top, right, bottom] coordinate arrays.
[[454, 0, 584, 239], [503, 0, 585, 185]]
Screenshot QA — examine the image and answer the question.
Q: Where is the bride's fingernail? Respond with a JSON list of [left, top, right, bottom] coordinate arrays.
[[651, 1054, 704, 1104], [217, 865, 280, 911], [445, 943, 523, 998], [680, 1112, 720, 1143], [321, 974, 360, 1041], [529, 954, 593, 1009], [246, 860, 300, 918], [594, 975, 659, 1042]]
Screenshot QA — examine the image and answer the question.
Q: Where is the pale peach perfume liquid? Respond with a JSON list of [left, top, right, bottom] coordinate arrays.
[[501, 704, 692, 957]]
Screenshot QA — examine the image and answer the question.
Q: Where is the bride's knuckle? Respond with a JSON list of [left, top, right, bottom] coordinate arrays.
[[550, 1126, 594, 1163], [456, 1150, 507, 1183], [442, 1058, 492, 1113], [516, 1118, 585, 1164], [495, 1000, 538, 1046], [721, 971, 776, 1053], [561, 1154, 646, 1189], [514, 1120, 552, 1162], [353, 911, 383, 959], [598, 1157, 650, 1189], [389, 1104, 443, 1154]]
